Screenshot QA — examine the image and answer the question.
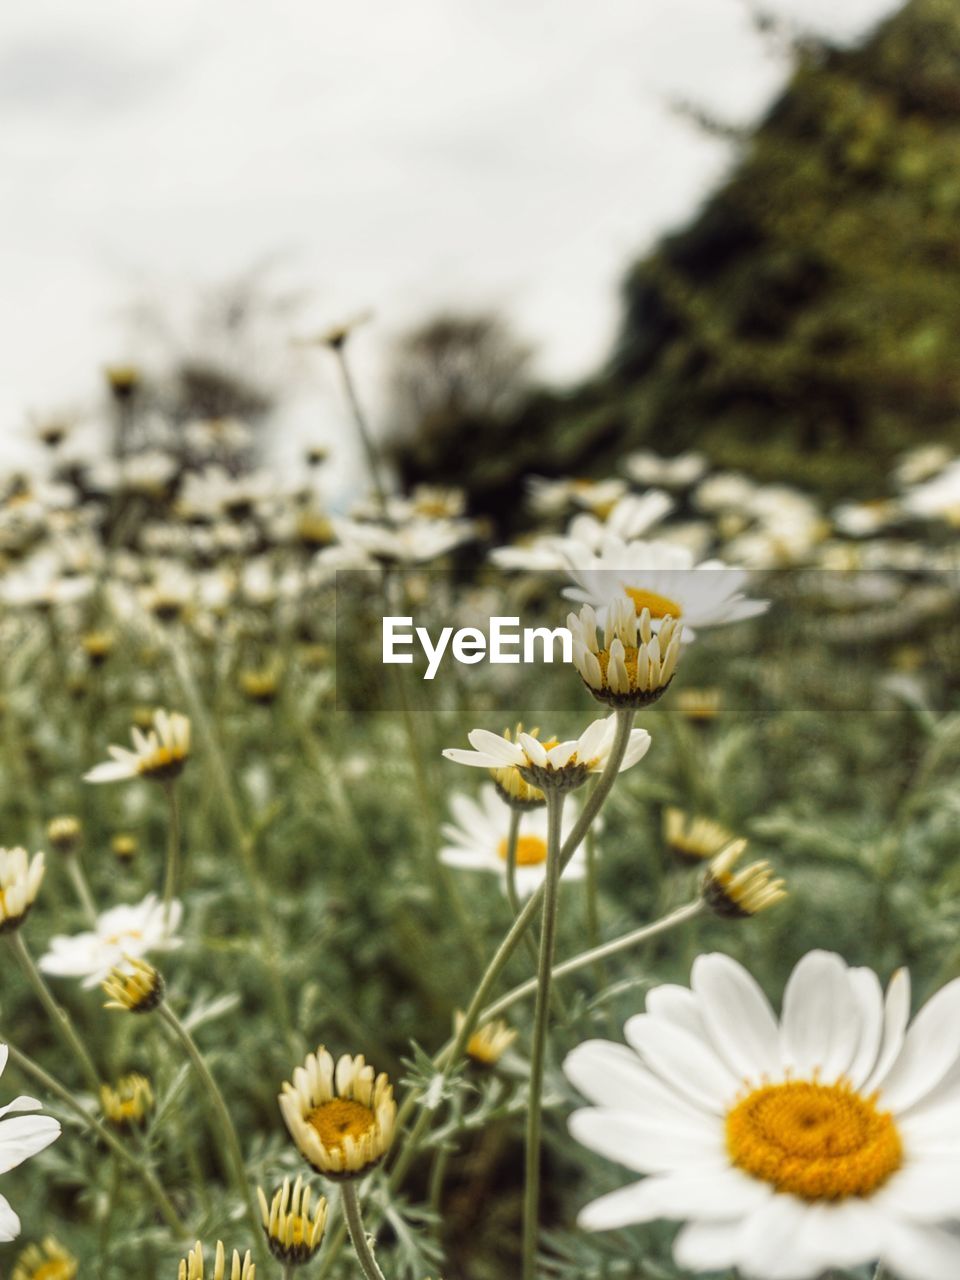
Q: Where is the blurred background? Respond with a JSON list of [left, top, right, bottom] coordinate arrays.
[[9, 0, 948, 514]]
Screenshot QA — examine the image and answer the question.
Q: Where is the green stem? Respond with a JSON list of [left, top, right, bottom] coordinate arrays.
[[9, 932, 101, 1093], [341, 1180, 388, 1280], [386, 709, 637, 1191], [162, 780, 182, 920], [333, 345, 390, 519], [66, 857, 98, 926], [2, 1037, 186, 1236], [504, 808, 539, 972], [158, 1002, 265, 1265], [483, 900, 704, 1022], [584, 826, 604, 989], [522, 788, 564, 1280]]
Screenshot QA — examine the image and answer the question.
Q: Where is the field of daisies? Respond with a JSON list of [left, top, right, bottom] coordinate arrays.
[[2, 343, 960, 1280]]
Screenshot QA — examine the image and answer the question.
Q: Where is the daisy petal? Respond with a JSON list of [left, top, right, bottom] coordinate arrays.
[[780, 951, 860, 1083], [568, 1107, 725, 1174], [624, 1014, 740, 1112], [880, 1221, 960, 1280], [692, 952, 781, 1083], [0, 1192, 20, 1242], [874, 976, 960, 1111]]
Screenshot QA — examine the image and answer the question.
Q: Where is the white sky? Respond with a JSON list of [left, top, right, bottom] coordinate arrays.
[[1, 0, 902, 493]]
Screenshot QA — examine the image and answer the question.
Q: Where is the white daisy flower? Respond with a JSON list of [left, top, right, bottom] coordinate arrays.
[[84, 709, 190, 784], [490, 492, 673, 572], [527, 476, 628, 518], [38, 893, 182, 987], [565, 950, 960, 1280], [902, 459, 960, 526], [0, 849, 45, 934], [441, 785, 584, 897], [443, 715, 652, 793], [331, 515, 476, 563], [0, 1043, 61, 1240], [563, 536, 768, 640], [624, 451, 708, 490]]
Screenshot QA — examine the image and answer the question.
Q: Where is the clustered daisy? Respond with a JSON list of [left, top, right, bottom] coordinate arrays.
[[257, 1176, 328, 1266], [280, 1047, 397, 1179], [84, 708, 191, 784], [443, 715, 651, 794], [566, 950, 960, 1280]]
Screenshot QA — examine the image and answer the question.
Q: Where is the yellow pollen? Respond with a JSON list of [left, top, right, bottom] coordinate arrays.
[[726, 1080, 902, 1201], [497, 834, 548, 866], [624, 587, 683, 619], [306, 1098, 376, 1152]]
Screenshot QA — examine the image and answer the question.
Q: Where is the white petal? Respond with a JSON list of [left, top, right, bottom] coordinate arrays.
[[0, 1097, 43, 1121], [692, 953, 781, 1083], [863, 967, 911, 1095], [875, 977, 960, 1112], [441, 748, 496, 768], [465, 729, 523, 763], [0, 1192, 19, 1242], [673, 1219, 744, 1271], [645, 984, 707, 1037], [779, 951, 860, 1082], [568, 1107, 725, 1174], [846, 966, 885, 1089], [880, 1221, 960, 1280], [578, 1180, 666, 1230], [0, 1114, 60, 1174], [736, 1196, 827, 1280], [564, 1041, 711, 1124], [624, 1014, 740, 1111], [790, 1199, 882, 1271], [638, 1166, 772, 1221], [872, 1160, 960, 1221]]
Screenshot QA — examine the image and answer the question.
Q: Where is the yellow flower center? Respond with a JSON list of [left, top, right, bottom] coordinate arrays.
[[624, 587, 683, 619], [497, 834, 548, 866], [726, 1080, 902, 1201], [307, 1098, 377, 1152]]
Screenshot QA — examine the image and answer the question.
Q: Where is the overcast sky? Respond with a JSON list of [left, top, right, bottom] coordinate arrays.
[[2, 0, 902, 490]]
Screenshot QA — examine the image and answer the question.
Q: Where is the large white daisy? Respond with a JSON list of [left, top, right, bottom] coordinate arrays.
[[38, 893, 182, 987], [562, 536, 768, 640], [565, 950, 960, 1280], [0, 1045, 61, 1240], [440, 785, 584, 897]]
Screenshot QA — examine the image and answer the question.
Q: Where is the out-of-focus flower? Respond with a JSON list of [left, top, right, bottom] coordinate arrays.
[[833, 500, 905, 539], [280, 1047, 396, 1179], [100, 1073, 154, 1130], [178, 1241, 255, 1280], [0, 849, 45, 935], [46, 816, 81, 856], [568, 600, 681, 707], [0, 1045, 61, 1240], [39, 893, 182, 986], [663, 808, 735, 865], [331, 516, 476, 564], [80, 630, 115, 666], [111, 834, 138, 862], [675, 687, 722, 723], [455, 1012, 518, 1066], [624, 450, 708, 490], [84, 709, 190, 785], [444, 715, 651, 793], [441, 785, 583, 896], [102, 957, 165, 1014], [11, 1237, 76, 1280], [490, 492, 673, 571], [701, 840, 786, 918], [894, 443, 954, 489], [257, 1176, 328, 1266], [103, 364, 141, 400], [527, 476, 627, 519], [563, 537, 768, 641], [565, 951, 960, 1280], [693, 471, 758, 514], [902, 459, 960, 526]]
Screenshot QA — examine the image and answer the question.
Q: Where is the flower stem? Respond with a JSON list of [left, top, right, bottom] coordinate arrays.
[[504, 808, 539, 972], [158, 1001, 265, 1264], [162, 779, 182, 921], [521, 787, 564, 1280], [8, 932, 100, 1093], [66, 857, 98, 926], [333, 344, 390, 520], [2, 1035, 187, 1237], [341, 1180, 388, 1280]]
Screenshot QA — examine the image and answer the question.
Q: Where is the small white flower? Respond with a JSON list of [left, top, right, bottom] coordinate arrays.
[[624, 450, 708, 490], [0, 1044, 61, 1240], [902, 459, 960, 526], [331, 516, 476, 564], [441, 785, 584, 897], [39, 893, 183, 987], [566, 950, 960, 1280], [443, 715, 651, 792], [490, 492, 673, 572], [563, 536, 768, 640], [84, 709, 190, 784], [0, 849, 45, 934]]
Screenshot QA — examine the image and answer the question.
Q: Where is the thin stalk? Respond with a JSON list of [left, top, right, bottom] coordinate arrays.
[[158, 1002, 265, 1264], [521, 788, 564, 1280], [66, 857, 98, 926], [483, 900, 705, 1022], [503, 808, 539, 972], [162, 780, 182, 921], [2, 1037, 186, 1236], [387, 709, 637, 1190], [341, 1180, 388, 1280], [333, 344, 390, 519], [9, 932, 100, 1094]]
